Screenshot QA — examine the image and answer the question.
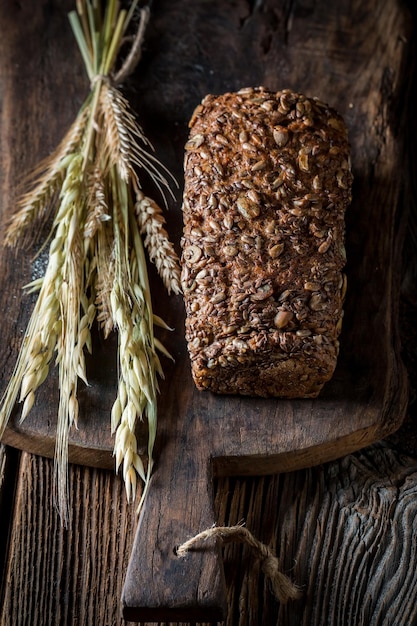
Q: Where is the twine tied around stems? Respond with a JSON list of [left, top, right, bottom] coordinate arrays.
[[176, 524, 302, 604]]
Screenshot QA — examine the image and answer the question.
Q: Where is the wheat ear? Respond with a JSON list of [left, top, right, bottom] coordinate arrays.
[[1, 0, 181, 524], [100, 83, 177, 205], [135, 190, 182, 295], [5, 107, 90, 248]]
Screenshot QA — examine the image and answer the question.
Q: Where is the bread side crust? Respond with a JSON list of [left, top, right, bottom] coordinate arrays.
[[181, 87, 352, 398]]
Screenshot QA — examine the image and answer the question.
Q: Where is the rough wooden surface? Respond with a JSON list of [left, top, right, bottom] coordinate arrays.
[[2, 441, 417, 625], [0, 0, 410, 478], [1, 451, 137, 625], [0, 0, 416, 624], [216, 442, 417, 626], [123, 0, 412, 618]]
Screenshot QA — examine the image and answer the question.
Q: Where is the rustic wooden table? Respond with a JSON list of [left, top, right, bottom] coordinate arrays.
[[1, 1, 417, 624]]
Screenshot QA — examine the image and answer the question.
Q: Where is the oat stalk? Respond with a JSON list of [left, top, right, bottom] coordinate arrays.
[[0, 0, 180, 524]]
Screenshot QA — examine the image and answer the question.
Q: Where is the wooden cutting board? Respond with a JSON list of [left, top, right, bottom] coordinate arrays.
[[0, 0, 412, 622]]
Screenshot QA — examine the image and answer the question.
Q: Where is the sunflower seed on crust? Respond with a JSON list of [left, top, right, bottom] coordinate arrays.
[[181, 87, 352, 398]]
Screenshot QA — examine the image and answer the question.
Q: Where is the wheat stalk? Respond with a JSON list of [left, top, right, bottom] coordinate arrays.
[[0, 0, 180, 524]]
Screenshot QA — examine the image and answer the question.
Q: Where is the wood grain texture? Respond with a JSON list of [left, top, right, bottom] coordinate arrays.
[[216, 442, 417, 626], [122, 0, 413, 618], [0, 0, 416, 624], [3, 442, 417, 625], [0, 0, 411, 471], [0, 452, 138, 626], [0, 443, 18, 606]]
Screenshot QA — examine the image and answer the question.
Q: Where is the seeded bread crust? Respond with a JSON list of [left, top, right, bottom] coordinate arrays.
[[181, 87, 352, 398]]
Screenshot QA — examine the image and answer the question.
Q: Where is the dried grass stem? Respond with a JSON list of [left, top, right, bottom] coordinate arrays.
[[0, 0, 180, 523]]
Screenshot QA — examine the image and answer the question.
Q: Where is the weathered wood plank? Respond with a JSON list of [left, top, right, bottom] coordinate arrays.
[[122, 0, 413, 618], [2, 441, 417, 625], [0, 0, 411, 475], [0, 453, 138, 626], [217, 442, 417, 626], [0, 0, 416, 624], [0, 444, 18, 604]]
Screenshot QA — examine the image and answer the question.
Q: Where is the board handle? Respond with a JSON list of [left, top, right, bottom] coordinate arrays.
[[121, 414, 227, 623]]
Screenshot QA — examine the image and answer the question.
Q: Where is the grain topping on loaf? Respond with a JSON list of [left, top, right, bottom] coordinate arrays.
[[181, 87, 352, 398]]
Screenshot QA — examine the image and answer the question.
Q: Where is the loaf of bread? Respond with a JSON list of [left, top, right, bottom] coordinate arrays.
[[180, 87, 352, 398]]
